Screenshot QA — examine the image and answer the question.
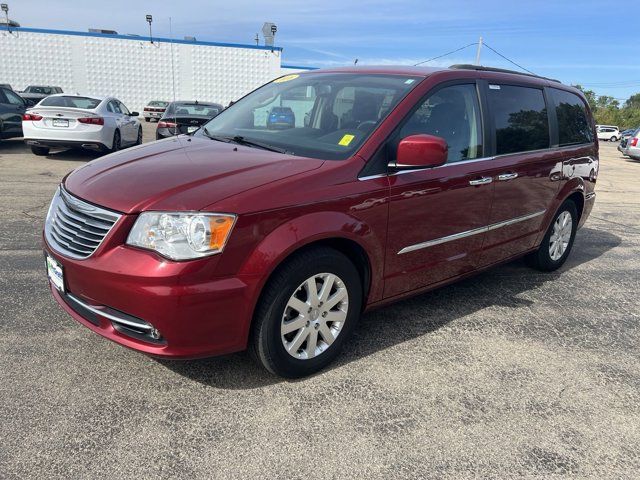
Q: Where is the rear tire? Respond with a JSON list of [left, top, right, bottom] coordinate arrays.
[[610, 136, 617, 142], [526, 200, 578, 271], [144, 118, 150, 122], [31, 146, 50, 156], [110, 130, 121, 152], [249, 247, 362, 378]]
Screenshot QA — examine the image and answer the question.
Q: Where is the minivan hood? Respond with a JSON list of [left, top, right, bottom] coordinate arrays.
[[64, 136, 324, 214]]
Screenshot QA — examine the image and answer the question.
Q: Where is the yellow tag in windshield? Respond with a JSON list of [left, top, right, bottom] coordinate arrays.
[[339, 134, 355, 146], [274, 74, 299, 83]]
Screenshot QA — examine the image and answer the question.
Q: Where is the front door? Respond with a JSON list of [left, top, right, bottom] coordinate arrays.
[[384, 83, 494, 298]]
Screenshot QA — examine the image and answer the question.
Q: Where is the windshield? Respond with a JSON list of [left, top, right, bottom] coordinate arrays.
[[199, 73, 422, 160], [40, 96, 101, 109], [166, 103, 221, 117]]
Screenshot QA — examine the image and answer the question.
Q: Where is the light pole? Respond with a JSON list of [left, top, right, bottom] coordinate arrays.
[[146, 14, 153, 44], [1, 4, 10, 33]]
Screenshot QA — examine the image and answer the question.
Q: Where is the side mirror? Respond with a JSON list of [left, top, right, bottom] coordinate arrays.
[[391, 134, 448, 169], [129, 111, 139, 117]]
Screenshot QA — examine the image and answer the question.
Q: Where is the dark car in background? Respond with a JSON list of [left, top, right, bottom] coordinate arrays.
[[0, 86, 27, 140], [19, 85, 63, 106], [267, 106, 295, 129], [156, 101, 223, 139], [143, 100, 168, 122], [0, 83, 13, 90]]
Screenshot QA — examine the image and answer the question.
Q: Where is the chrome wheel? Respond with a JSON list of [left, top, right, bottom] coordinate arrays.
[[281, 273, 349, 360], [549, 211, 572, 261]]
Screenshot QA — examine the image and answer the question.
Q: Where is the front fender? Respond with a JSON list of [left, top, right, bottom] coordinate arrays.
[[238, 210, 385, 305]]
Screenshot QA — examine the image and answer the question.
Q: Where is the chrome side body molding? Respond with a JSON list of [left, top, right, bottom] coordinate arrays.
[[398, 210, 546, 255]]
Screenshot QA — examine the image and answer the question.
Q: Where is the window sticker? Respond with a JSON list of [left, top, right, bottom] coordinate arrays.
[[404, 79, 416, 84], [489, 84, 501, 90], [273, 74, 299, 83], [338, 134, 355, 146]]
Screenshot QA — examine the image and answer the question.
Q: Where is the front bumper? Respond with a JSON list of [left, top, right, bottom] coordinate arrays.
[[44, 236, 261, 359]]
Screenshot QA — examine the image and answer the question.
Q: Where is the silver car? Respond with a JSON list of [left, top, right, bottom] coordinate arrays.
[[22, 94, 141, 156], [624, 129, 640, 160]]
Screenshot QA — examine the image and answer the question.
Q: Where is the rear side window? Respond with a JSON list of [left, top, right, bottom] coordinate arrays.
[[4, 89, 24, 106], [488, 85, 549, 155], [551, 89, 593, 146]]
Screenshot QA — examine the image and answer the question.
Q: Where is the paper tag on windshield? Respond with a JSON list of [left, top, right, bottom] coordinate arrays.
[[339, 134, 355, 146], [274, 74, 299, 83]]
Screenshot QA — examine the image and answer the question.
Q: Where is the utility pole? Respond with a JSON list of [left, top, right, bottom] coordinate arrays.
[[475, 36, 483, 65]]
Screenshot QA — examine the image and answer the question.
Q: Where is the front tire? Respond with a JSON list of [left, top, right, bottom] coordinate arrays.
[[526, 200, 578, 271], [610, 136, 617, 142], [31, 146, 50, 156], [135, 127, 143, 145], [144, 118, 150, 122], [250, 247, 362, 378]]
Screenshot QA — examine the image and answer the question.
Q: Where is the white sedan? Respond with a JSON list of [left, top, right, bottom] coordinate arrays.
[[22, 94, 142, 156]]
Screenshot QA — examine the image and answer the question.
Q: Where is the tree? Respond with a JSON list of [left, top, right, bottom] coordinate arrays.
[[624, 93, 640, 110]]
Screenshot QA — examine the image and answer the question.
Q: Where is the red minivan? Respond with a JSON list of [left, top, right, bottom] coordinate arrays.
[[43, 65, 598, 377]]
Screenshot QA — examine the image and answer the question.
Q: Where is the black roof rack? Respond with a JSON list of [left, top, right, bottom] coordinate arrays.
[[448, 64, 561, 83]]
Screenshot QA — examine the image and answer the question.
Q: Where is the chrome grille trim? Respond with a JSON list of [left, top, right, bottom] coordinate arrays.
[[45, 186, 122, 259]]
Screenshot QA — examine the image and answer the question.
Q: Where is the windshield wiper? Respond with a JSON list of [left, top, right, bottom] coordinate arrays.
[[229, 135, 291, 154], [203, 128, 233, 143], [202, 130, 292, 155]]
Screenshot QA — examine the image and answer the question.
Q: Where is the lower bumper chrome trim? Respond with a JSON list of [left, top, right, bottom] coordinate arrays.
[[398, 210, 546, 255], [66, 292, 153, 332]]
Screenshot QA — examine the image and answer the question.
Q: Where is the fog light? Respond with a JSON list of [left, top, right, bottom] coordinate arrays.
[[149, 328, 162, 340]]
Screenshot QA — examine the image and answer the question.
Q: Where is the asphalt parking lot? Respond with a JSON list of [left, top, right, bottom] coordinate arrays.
[[1, 128, 639, 478]]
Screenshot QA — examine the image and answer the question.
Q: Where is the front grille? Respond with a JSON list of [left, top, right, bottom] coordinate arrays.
[[45, 186, 121, 259]]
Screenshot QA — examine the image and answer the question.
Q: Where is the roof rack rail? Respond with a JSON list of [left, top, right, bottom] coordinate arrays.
[[448, 64, 561, 83]]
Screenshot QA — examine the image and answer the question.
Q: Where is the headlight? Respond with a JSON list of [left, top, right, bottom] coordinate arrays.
[[126, 212, 236, 260]]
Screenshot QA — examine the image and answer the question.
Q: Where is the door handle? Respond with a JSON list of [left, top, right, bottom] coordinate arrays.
[[469, 177, 493, 186], [497, 172, 518, 181]]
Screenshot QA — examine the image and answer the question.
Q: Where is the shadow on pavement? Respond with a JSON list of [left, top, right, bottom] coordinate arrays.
[[160, 226, 621, 389]]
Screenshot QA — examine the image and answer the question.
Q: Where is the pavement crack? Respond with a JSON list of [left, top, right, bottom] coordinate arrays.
[[22, 202, 49, 220]]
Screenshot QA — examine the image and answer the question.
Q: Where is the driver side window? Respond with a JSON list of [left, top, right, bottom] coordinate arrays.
[[399, 84, 483, 163]]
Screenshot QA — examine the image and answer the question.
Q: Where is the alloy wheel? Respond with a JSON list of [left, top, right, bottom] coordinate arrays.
[[549, 211, 572, 261], [281, 273, 349, 360]]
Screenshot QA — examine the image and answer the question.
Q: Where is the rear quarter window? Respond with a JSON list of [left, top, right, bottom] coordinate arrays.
[[551, 89, 593, 146], [488, 84, 550, 155]]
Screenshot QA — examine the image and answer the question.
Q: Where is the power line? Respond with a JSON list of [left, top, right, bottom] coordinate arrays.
[[413, 42, 478, 66], [481, 42, 536, 75]]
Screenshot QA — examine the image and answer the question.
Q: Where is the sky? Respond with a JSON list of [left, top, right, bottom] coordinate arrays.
[[7, 0, 640, 101]]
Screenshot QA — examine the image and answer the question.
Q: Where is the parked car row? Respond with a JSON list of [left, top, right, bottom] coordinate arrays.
[[618, 128, 640, 160], [1, 89, 225, 155]]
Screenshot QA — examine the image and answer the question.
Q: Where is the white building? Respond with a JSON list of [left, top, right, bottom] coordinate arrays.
[[0, 26, 315, 112]]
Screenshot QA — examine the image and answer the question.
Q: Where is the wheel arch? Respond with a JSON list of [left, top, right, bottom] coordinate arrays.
[[237, 211, 383, 346], [534, 178, 586, 246]]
